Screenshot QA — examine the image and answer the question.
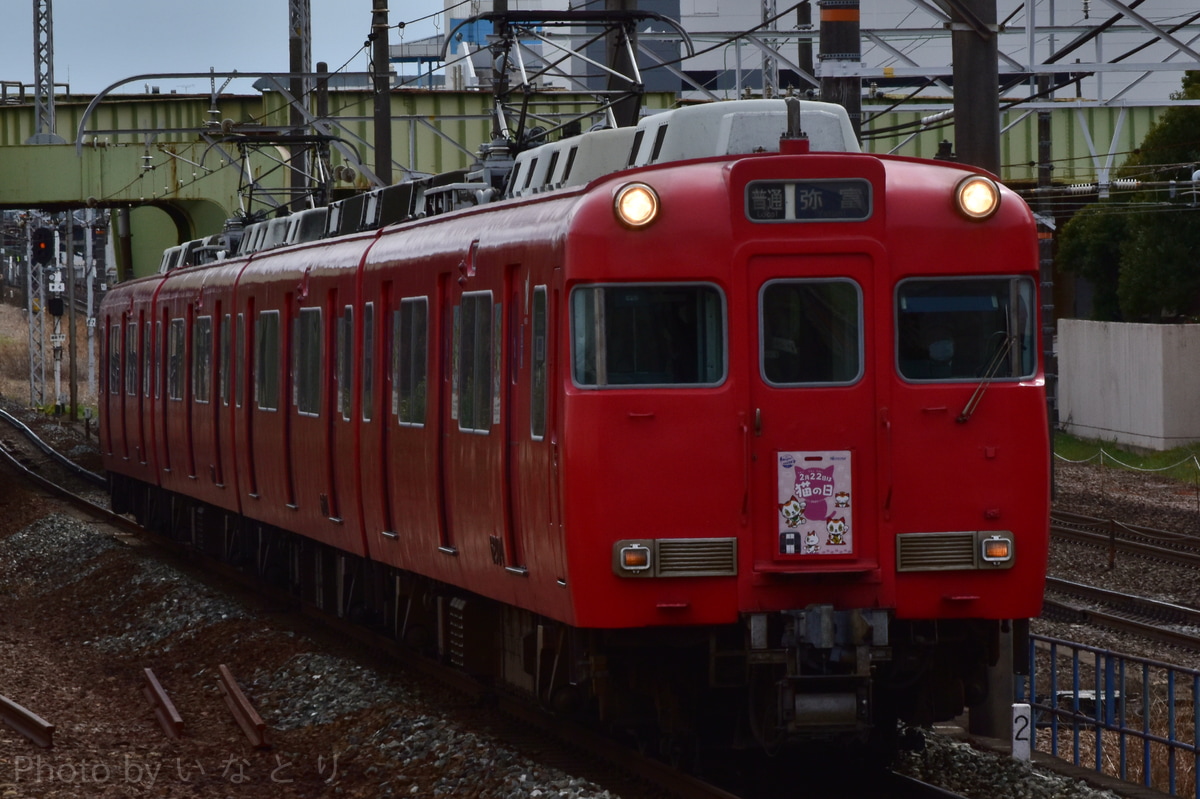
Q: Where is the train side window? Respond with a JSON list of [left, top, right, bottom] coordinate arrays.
[[570, 283, 726, 388], [456, 292, 494, 433], [363, 302, 375, 422], [220, 315, 231, 406], [760, 280, 862, 386], [896, 277, 1036, 382], [125, 321, 138, 396], [167, 318, 185, 401], [255, 310, 280, 411], [193, 315, 213, 404], [394, 297, 428, 427], [295, 307, 322, 416], [108, 324, 121, 395], [337, 306, 354, 421], [531, 286, 547, 439]]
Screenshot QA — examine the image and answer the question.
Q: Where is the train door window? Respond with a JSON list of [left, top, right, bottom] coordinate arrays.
[[570, 284, 726, 387], [255, 310, 280, 411], [167, 318, 185, 401], [235, 314, 246, 408], [760, 280, 862, 386], [142, 320, 153, 397], [337, 306, 354, 421], [531, 286, 547, 440], [108, 324, 121, 395], [456, 291, 494, 433], [896, 277, 1036, 382], [220, 315, 232, 406], [193, 315, 213, 404], [154, 320, 163, 400], [363, 302, 375, 422], [393, 297, 428, 426], [125, 321, 138, 395], [295, 307, 322, 416]]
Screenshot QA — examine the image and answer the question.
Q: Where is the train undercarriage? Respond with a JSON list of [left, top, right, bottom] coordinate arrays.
[[110, 473, 1002, 763]]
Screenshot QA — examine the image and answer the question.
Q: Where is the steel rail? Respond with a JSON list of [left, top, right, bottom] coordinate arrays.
[[1042, 596, 1200, 651], [0, 693, 54, 748], [1046, 576, 1200, 628], [0, 407, 107, 488]]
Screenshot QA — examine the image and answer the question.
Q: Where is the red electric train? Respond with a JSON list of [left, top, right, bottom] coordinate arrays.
[[100, 97, 1049, 756]]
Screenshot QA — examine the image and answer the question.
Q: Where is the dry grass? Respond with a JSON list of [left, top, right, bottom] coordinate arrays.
[[0, 296, 99, 409]]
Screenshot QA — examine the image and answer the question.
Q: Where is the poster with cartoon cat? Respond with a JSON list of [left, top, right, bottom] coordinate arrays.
[[776, 451, 853, 556]]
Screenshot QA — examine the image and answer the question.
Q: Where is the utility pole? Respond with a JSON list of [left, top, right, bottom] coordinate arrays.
[[605, 0, 642, 128], [29, 0, 65, 144], [817, 0, 861, 138], [944, 0, 1010, 741], [372, 0, 393, 185], [762, 0, 779, 97], [949, 0, 1000, 174], [289, 0, 312, 211]]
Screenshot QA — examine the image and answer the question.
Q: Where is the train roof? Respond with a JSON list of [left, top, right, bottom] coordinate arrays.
[[159, 99, 863, 272], [507, 99, 859, 198]]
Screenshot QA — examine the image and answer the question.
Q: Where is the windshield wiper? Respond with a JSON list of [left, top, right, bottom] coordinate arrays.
[[956, 334, 1015, 424]]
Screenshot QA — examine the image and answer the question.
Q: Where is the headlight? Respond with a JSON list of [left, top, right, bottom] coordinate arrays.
[[614, 183, 659, 228], [955, 175, 1001, 220]]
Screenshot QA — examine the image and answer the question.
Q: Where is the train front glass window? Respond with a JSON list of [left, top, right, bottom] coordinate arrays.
[[760, 280, 862, 386], [896, 277, 1036, 382], [570, 284, 725, 387]]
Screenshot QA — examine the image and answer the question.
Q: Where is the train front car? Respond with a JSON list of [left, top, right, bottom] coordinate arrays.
[[556, 101, 1049, 753]]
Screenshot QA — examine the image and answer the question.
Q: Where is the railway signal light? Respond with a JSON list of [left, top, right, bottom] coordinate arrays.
[[31, 227, 53, 265]]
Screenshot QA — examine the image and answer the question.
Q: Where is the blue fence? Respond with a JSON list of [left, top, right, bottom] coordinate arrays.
[[1019, 634, 1200, 797]]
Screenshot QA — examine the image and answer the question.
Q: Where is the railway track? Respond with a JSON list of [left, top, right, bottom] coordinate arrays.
[[1051, 509, 1200, 568], [1043, 576, 1200, 650], [0, 408, 981, 799]]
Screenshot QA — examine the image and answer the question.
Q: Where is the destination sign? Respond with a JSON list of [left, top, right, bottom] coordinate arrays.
[[746, 179, 872, 222]]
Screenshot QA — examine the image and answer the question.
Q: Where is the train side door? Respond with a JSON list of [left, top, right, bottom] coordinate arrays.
[[747, 254, 879, 573]]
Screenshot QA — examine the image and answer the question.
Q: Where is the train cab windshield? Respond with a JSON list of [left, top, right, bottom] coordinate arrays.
[[896, 277, 1036, 382], [570, 284, 725, 387]]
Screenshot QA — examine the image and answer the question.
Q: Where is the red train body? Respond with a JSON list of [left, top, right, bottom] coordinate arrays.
[[100, 99, 1049, 754]]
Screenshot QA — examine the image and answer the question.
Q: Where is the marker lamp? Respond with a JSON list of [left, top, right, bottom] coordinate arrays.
[[981, 534, 1013, 564], [619, 544, 652, 571]]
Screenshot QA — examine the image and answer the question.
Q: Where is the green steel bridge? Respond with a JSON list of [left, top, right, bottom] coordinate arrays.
[[0, 82, 1176, 278]]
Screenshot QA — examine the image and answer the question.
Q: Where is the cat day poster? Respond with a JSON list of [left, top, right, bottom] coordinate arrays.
[[776, 451, 853, 556]]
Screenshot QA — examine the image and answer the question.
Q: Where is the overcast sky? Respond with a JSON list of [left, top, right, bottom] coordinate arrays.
[[0, 1, 446, 95]]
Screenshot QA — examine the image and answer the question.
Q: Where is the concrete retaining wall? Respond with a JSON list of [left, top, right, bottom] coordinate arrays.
[[1058, 319, 1200, 450]]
